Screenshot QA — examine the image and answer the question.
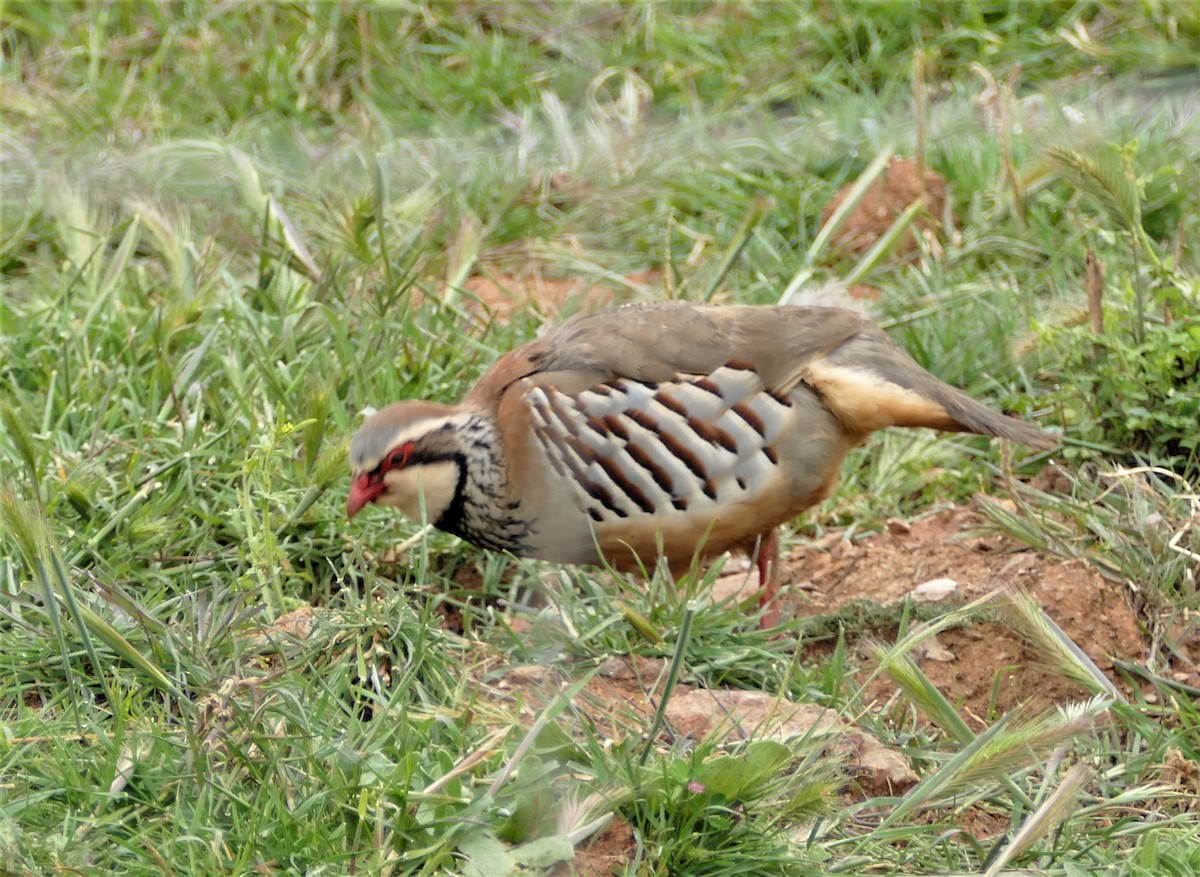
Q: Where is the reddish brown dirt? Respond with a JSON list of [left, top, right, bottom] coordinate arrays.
[[822, 156, 948, 258], [555, 817, 635, 877], [478, 502, 1177, 873], [492, 656, 917, 876], [777, 506, 1149, 726], [461, 269, 661, 319], [447, 503, 1168, 735]]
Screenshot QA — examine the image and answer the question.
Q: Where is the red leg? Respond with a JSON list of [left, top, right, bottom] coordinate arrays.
[[755, 528, 782, 629]]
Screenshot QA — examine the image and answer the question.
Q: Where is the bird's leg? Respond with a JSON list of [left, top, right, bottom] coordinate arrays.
[[755, 527, 782, 629]]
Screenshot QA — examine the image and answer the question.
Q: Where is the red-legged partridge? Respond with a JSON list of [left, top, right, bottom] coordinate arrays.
[[348, 302, 1054, 626]]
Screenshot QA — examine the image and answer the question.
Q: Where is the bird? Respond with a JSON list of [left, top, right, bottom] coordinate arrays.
[[347, 300, 1055, 627]]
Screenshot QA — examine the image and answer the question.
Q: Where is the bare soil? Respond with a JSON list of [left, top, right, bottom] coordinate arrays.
[[460, 269, 661, 319], [480, 504, 1181, 876], [776, 506, 1149, 726], [822, 155, 949, 258]]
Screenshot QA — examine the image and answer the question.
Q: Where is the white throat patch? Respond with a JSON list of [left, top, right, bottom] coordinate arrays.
[[379, 460, 459, 523]]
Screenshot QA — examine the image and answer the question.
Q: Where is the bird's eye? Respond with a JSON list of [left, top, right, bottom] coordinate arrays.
[[390, 443, 414, 469]]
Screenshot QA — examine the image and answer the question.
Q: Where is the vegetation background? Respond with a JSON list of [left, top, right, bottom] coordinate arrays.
[[1, 2, 1198, 875]]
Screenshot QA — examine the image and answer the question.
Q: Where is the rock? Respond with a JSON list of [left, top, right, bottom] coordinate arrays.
[[918, 635, 957, 663], [910, 577, 959, 602], [664, 689, 917, 793]]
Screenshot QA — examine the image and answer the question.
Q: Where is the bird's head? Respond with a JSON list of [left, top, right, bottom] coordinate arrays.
[[347, 401, 464, 522]]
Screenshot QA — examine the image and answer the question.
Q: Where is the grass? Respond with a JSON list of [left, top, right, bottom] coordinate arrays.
[[2, 1, 1200, 874]]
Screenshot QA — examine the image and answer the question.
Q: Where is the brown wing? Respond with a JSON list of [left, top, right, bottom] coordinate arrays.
[[466, 302, 1054, 450], [520, 303, 868, 390], [463, 303, 866, 404]]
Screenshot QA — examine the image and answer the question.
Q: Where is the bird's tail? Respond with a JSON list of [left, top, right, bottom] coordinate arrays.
[[802, 324, 1057, 449]]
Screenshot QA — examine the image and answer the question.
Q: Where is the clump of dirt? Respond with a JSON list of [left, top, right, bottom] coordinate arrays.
[[492, 655, 918, 877], [461, 269, 660, 319], [557, 816, 635, 877], [1158, 748, 1200, 812], [442, 504, 1158, 731], [497, 657, 916, 792], [778, 506, 1147, 725], [822, 156, 948, 258]]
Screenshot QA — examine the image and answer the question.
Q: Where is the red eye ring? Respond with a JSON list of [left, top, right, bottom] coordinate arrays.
[[389, 442, 414, 469]]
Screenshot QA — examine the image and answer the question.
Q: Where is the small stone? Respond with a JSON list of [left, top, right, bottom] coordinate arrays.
[[909, 577, 959, 603], [506, 617, 532, 635], [599, 657, 636, 680], [503, 664, 553, 685], [599, 656, 666, 680], [918, 636, 956, 663], [710, 569, 758, 604]]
